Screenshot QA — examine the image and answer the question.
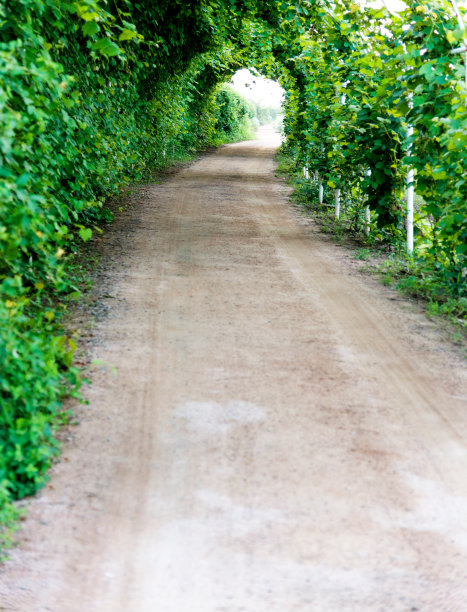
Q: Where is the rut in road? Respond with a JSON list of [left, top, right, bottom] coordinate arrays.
[[1, 126, 466, 612]]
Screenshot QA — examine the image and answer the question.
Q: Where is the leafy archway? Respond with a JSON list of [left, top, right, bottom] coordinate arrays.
[[0, 0, 465, 544]]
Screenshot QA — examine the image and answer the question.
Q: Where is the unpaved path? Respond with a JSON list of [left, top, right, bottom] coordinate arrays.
[[1, 126, 467, 611]]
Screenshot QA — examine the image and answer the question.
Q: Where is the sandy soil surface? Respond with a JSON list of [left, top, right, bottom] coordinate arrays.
[[1, 126, 466, 612]]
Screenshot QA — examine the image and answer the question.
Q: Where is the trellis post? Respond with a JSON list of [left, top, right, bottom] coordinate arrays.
[[364, 169, 371, 236], [334, 189, 341, 219], [406, 124, 414, 255]]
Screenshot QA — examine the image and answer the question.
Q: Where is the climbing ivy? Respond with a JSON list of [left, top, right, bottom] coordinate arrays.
[[277, 0, 466, 297]]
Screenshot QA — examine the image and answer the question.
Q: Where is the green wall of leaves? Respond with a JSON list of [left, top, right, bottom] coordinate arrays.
[[0, 0, 264, 549]]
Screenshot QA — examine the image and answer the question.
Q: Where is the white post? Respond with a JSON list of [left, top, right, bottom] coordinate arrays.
[[303, 166, 309, 179], [406, 87, 415, 254], [365, 206, 371, 236], [334, 189, 341, 219], [407, 125, 414, 255], [364, 168, 371, 236], [335, 88, 345, 220], [319, 141, 325, 205]]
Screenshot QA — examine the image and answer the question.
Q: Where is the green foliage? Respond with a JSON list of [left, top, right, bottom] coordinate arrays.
[[212, 84, 256, 143], [0, 480, 20, 559], [379, 254, 466, 324], [250, 101, 280, 125], [354, 248, 373, 261], [0, 296, 81, 497]]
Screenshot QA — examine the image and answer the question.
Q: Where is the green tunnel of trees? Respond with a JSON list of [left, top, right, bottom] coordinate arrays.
[[0, 0, 466, 546]]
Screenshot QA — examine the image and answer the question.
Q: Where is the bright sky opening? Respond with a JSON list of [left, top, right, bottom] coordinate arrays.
[[230, 69, 284, 108]]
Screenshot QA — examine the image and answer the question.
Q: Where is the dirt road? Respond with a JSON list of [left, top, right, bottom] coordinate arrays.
[[1, 126, 467, 611]]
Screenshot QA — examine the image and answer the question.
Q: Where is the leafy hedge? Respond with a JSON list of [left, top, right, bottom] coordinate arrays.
[[0, 0, 262, 550], [212, 84, 256, 143]]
